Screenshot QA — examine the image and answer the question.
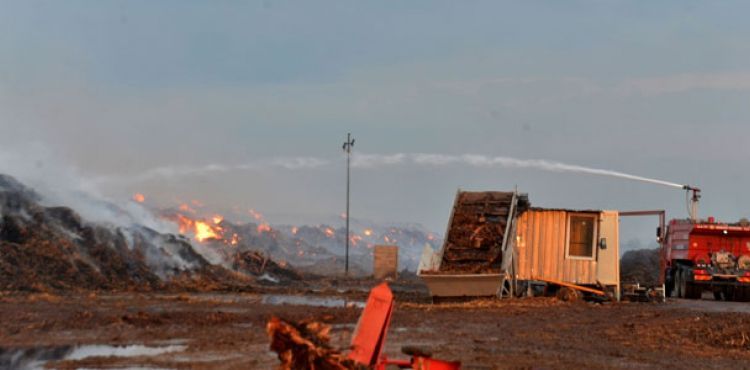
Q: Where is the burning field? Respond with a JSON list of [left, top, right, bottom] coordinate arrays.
[[0, 174, 285, 292], [3, 173, 750, 370], [0, 173, 438, 293]]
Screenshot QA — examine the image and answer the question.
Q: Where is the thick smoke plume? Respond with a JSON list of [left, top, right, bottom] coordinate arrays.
[[0, 145, 177, 233]]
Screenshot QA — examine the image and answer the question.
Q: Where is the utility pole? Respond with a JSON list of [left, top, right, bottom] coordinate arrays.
[[342, 133, 355, 276]]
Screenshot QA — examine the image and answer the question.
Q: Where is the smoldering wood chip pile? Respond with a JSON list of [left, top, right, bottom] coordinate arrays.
[[233, 250, 303, 282], [0, 173, 300, 292]]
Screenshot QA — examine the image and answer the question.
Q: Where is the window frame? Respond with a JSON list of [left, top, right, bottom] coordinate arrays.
[[565, 213, 599, 260]]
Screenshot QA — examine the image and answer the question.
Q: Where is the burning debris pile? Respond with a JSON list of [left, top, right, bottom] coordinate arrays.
[[0, 174, 297, 292], [233, 250, 303, 283], [160, 204, 441, 276], [430, 191, 528, 274], [0, 171, 439, 292]]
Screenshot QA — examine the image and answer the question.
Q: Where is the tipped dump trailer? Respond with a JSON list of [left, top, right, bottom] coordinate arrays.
[[418, 191, 524, 298], [419, 190, 621, 300]]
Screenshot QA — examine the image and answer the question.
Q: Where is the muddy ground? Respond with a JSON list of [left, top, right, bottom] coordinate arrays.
[[2, 282, 750, 370]]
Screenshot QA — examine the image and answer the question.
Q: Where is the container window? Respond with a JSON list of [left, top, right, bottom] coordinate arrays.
[[568, 215, 596, 258]]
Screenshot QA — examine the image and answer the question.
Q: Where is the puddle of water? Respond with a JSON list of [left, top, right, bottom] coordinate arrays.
[[0, 344, 187, 370], [66, 344, 187, 360], [258, 273, 280, 284], [171, 352, 245, 363], [261, 295, 365, 308]]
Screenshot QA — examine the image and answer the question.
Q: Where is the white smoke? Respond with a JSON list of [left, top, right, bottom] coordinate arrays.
[[0, 144, 178, 233], [0, 144, 230, 273], [95, 156, 330, 184]]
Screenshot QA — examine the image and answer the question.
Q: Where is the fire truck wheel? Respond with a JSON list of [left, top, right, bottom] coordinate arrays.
[[726, 286, 737, 301], [713, 290, 723, 301], [556, 287, 580, 302], [739, 287, 750, 302], [665, 275, 674, 298], [684, 282, 701, 300], [675, 268, 685, 299], [732, 286, 745, 302]]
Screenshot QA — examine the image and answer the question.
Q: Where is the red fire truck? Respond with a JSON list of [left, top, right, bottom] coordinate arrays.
[[662, 188, 750, 301]]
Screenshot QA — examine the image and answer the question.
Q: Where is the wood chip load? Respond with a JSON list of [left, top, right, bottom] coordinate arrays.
[[435, 191, 528, 274]]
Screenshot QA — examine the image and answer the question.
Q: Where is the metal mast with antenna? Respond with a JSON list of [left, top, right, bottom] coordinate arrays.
[[683, 185, 701, 221], [342, 133, 355, 276]]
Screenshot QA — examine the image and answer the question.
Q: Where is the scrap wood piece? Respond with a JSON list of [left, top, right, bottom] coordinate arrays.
[[533, 276, 607, 297], [266, 316, 361, 370]]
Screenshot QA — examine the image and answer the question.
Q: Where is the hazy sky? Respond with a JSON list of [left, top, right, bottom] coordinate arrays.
[[2, 1, 750, 248]]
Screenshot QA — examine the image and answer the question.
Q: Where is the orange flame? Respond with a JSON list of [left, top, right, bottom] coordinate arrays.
[[195, 221, 219, 242], [291, 226, 298, 235], [363, 229, 373, 237], [212, 215, 224, 225], [176, 214, 194, 234], [133, 193, 146, 203], [249, 209, 263, 221], [258, 223, 272, 233], [324, 228, 335, 238], [173, 211, 224, 243]]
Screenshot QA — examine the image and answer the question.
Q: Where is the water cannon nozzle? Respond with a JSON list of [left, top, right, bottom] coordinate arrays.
[[683, 185, 701, 198], [683, 185, 700, 191]]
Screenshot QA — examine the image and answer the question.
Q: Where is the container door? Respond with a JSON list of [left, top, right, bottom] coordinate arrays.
[[597, 211, 619, 290]]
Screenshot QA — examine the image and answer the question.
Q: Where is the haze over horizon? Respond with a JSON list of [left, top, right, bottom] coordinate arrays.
[[2, 1, 750, 249]]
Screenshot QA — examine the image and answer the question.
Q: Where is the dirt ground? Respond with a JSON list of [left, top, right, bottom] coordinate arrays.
[[2, 283, 750, 370]]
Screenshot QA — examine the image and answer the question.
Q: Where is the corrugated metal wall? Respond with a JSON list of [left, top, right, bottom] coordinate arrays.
[[515, 210, 598, 284]]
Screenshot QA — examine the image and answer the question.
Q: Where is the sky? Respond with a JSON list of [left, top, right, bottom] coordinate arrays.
[[2, 1, 750, 249]]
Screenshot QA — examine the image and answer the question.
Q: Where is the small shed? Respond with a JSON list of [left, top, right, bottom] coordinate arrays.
[[373, 245, 399, 280]]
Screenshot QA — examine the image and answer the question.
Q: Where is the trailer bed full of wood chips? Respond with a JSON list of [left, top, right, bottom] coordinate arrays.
[[419, 190, 528, 298]]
